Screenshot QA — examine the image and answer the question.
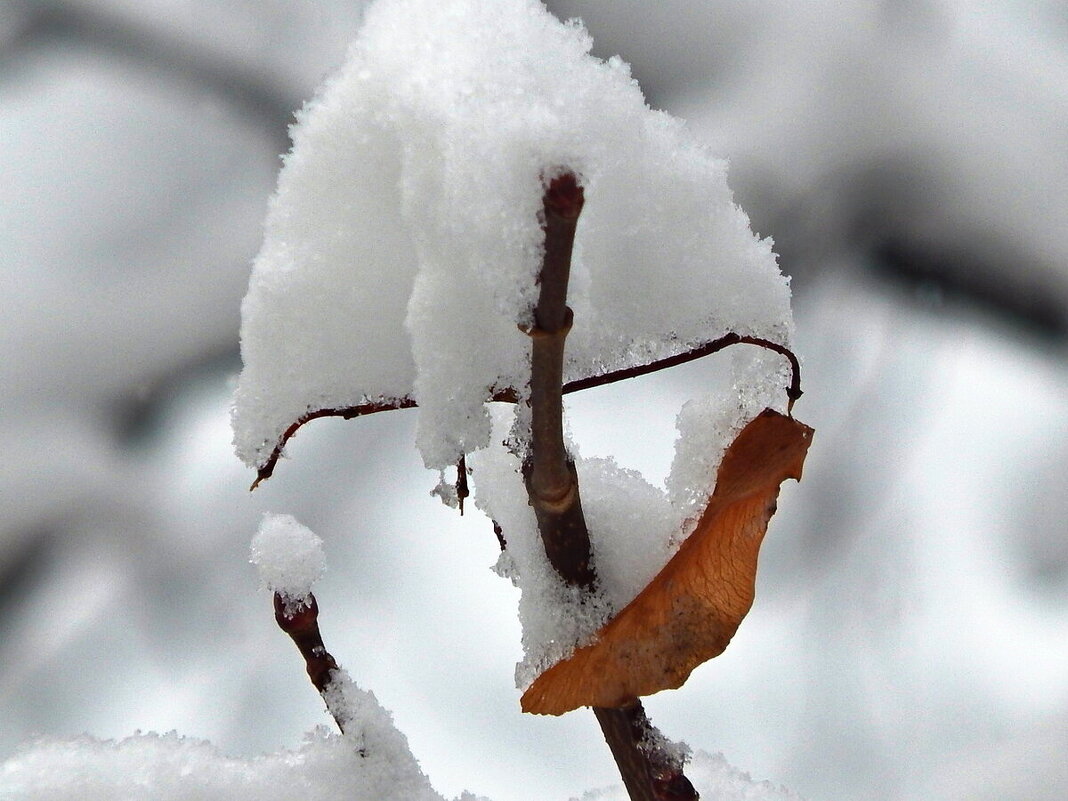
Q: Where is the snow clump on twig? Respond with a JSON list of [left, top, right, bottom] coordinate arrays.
[[250, 512, 326, 609]]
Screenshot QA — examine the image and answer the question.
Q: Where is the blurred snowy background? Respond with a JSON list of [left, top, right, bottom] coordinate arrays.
[[2, 1, 1066, 799]]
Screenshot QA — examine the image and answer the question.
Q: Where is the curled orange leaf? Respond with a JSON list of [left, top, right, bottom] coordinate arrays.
[[521, 409, 814, 715]]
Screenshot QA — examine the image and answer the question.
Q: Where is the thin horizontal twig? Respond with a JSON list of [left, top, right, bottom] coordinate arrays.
[[251, 335, 801, 488]]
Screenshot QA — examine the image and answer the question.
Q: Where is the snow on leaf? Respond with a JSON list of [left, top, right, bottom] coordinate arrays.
[[521, 410, 813, 715]]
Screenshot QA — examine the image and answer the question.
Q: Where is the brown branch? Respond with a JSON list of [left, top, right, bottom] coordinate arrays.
[[594, 704, 698, 801], [251, 397, 417, 488], [522, 172, 595, 589], [272, 592, 349, 736], [456, 453, 469, 514], [594, 705, 659, 801], [256, 171, 710, 798], [562, 333, 802, 410], [518, 172, 696, 801], [251, 334, 801, 489]]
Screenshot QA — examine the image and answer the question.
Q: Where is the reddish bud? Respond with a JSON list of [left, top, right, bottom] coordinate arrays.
[[273, 592, 319, 634], [543, 171, 584, 220]]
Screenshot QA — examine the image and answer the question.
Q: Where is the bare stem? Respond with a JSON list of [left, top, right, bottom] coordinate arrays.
[[272, 592, 348, 735], [594, 706, 660, 801], [522, 172, 595, 589], [521, 172, 697, 801], [595, 704, 697, 801], [250, 333, 802, 489]]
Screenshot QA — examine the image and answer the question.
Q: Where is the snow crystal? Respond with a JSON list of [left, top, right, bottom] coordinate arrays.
[[681, 751, 806, 801], [317, 669, 443, 801], [250, 513, 325, 607], [231, 0, 792, 472], [580, 457, 676, 613], [668, 348, 790, 523]]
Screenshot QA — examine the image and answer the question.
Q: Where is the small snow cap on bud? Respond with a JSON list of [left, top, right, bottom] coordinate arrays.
[[250, 513, 326, 612]]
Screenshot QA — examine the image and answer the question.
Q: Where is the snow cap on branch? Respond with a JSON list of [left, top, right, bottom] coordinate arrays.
[[231, 0, 792, 472]]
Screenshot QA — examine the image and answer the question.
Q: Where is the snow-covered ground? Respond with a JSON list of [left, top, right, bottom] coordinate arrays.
[[2, 1, 1066, 800]]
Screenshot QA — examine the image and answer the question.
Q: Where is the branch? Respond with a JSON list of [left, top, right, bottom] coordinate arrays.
[[522, 172, 595, 589], [518, 172, 697, 801], [594, 704, 698, 801], [272, 592, 350, 736], [257, 172, 709, 799], [251, 397, 417, 488], [561, 333, 802, 410], [251, 335, 800, 489]]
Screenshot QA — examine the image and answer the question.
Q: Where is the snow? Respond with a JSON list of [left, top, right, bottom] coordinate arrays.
[[580, 457, 676, 611], [471, 420, 613, 687], [232, 0, 794, 691], [667, 349, 787, 521], [317, 669, 437, 796], [232, 0, 792, 473], [250, 513, 326, 608], [576, 751, 804, 801], [0, 733, 794, 801], [0, 729, 446, 801]]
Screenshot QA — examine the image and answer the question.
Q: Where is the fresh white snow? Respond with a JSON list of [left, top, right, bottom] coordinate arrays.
[[250, 513, 326, 608], [231, 0, 796, 692], [231, 0, 793, 474], [0, 729, 447, 801], [0, 734, 798, 801]]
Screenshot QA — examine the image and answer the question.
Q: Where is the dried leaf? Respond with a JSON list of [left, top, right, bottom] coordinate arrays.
[[521, 409, 813, 715]]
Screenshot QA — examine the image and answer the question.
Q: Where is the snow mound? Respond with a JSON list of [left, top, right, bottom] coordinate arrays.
[[231, 0, 792, 472], [0, 729, 453, 801], [0, 735, 797, 801], [250, 513, 326, 607], [577, 750, 805, 801]]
